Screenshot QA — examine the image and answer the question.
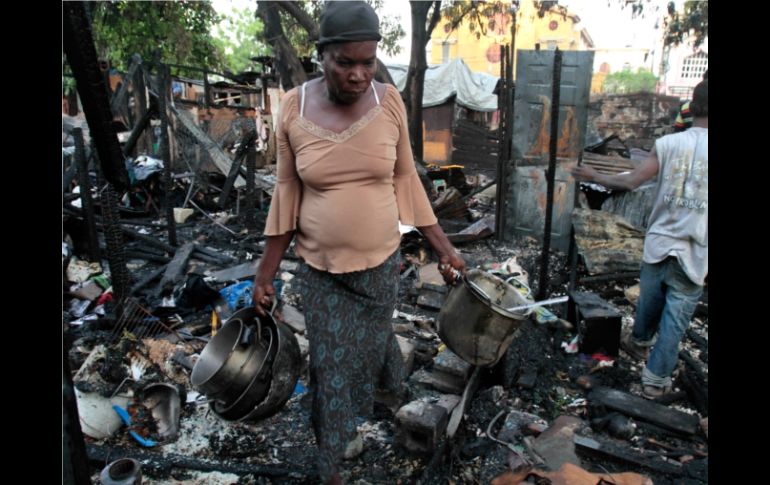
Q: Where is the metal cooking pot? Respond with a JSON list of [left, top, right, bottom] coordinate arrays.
[[191, 315, 265, 400], [209, 307, 301, 423], [437, 269, 532, 367], [236, 310, 301, 423], [211, 324, 276, 420]]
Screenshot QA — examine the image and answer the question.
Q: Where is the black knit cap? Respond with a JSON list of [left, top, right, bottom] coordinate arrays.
[[317, 1, 382, 47]]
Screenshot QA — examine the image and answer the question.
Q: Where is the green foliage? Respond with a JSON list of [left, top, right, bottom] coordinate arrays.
[[62, 54, 76, 96], [281, 1, 324, 58], [272, 0, 404, 58], [663, 0, 707, 47], [602, 67, 658, 94], [212, 6, 269, 73], [371, 0, 406, 57], [89, 0, 225, 71], [624, 0, 708, 47]]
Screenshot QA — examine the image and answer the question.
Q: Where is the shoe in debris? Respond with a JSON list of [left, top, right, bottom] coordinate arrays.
[[642, 384, 672, 400], [621, 333, 650, 361]]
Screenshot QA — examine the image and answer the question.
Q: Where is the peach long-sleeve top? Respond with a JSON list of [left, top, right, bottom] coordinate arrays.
[[264, 83, 437, 273]]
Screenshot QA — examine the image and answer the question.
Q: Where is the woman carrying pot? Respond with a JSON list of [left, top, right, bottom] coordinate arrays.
[[252, 2, 465, 482]]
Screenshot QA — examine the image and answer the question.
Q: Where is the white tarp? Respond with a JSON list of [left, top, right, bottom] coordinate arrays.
[[387, 59, 499, 112]]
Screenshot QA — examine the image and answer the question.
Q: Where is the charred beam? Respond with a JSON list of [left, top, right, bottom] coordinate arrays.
[[74, 128, 101, 263], [63, 1, 129, 191], [85, 444, 300, 478]]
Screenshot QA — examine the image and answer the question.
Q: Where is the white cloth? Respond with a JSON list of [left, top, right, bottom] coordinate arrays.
[[644, 127, 708, 285]]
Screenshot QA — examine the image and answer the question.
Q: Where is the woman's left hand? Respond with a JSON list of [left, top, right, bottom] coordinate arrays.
[[438, 252, 466, 286]]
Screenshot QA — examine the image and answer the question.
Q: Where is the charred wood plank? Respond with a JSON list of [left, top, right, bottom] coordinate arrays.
[[686, 328, 708, 351], [130, 266, 166, 295], [190, 251, 226, 265], [63, 351, 92, 485], [573, 434, 684, 476], [85, 444, 300, 478], [680, 366, 708, 416], [122, 105, 154, 158], [193, 243, 236, 264], [74, 128, 101, 263], [219, 127, 257, 207], [124, 250, 172, 264], [157, 242, 195, 295], [447, 216, 495, 244], [588, 387, 698, 435], [447, 366, 481, 438], [62, 2, 129, 191], [578, 272, 639, 284], [110, 54, 142, 124], [679, 349, 707, 380], [169, 104, 245, 187], [121, 226, 174, 254], [157, 61, 178, 247]]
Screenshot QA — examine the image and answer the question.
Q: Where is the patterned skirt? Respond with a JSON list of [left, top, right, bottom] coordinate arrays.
[[298, 249, 406, 480]]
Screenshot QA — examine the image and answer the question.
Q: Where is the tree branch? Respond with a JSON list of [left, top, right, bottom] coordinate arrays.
[[426, 1, 443, 41], [256, 0, 307, 90], [275, 1, 319, 40]]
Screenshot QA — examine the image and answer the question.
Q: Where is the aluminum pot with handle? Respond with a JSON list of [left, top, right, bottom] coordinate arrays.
[[437, 268, 532, 367], [190, 312, 266, 401], [209, 306, 301, 423]]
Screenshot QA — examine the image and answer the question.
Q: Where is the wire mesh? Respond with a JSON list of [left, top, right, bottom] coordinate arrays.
[[108, 297, 177, 345]]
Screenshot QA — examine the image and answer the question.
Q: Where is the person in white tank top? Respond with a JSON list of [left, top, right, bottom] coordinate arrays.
[[571, 79, 708, 400]]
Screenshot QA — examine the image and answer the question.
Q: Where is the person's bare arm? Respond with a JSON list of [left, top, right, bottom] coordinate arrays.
[[571, 146, 659, 191], [252, 232, 295, 315], [417, 223, 466, 285]]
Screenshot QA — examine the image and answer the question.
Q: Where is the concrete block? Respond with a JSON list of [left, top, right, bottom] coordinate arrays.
[[433, 348, 472, 381], [395, 399, 448, 454]]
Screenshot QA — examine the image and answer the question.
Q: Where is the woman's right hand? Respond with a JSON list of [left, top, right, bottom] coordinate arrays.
[[252, 276, 276, 316]]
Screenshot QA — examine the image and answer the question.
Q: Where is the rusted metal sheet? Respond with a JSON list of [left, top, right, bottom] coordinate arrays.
[[509, 165, 575, 250], [423, 102, 454, 164], [511, 50, 594, 164], [500, 50, 594, 249]]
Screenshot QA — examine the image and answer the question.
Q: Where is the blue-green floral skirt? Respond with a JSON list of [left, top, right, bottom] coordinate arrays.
[[298, 249, 406, 480]]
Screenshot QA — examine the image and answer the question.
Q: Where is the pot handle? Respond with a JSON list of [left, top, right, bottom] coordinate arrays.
[[240, 312, 264, 347], [240, 297, 277, 347]]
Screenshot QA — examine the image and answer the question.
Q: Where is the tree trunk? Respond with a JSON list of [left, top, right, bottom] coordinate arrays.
[[257, 0, 307, 90], [405, 1, 442, 163]]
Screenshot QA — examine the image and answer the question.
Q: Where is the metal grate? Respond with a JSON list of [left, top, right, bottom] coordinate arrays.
[[108, 297, 176, 345]]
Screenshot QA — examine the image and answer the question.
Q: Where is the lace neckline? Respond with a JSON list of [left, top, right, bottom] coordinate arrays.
[[296, 105, 383, 143]]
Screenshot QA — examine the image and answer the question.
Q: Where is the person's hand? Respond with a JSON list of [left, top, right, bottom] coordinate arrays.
[[570, 165, 598, 183], [252, 277, 276, 316], [438, 252, 466, 286]]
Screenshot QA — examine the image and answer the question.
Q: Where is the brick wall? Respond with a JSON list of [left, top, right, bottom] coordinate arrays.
[[586, 92, 681, 151]]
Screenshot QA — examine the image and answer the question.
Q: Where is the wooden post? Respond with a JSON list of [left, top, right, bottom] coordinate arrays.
[[157, 62, 178, 246], [537, 48, 562, 301], [73, 128, 101, 263], [132, 59, 150, 155]]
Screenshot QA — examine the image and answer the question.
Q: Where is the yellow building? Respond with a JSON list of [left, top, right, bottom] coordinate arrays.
[[430, 0, 593, 77]]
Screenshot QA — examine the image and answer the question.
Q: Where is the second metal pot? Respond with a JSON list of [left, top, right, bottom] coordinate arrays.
[[437, 269, 532, 367]]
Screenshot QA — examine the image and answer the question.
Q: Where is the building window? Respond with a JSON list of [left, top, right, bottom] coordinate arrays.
[[681, 52, 708, 79]]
